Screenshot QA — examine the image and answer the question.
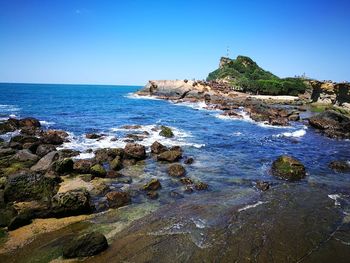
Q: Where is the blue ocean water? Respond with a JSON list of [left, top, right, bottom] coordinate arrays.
[[1, 82, 350, 192]]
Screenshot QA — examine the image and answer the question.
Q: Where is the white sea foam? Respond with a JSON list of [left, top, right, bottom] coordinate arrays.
[[274, 129, 307, 138], [126, 93, 161, 100], [191, 218, 206, 229], [40, 120, 56, 127], [172, 101, 208, 111], [0, 130, 20, 142], [238, 201, 265, 212], [232, 132, 243, 136], [328, 194, 341, 206]]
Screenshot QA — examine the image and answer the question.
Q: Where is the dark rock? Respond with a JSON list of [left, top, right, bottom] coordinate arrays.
[[18, 117, 41, 128], [147, 191, 159, 199], [4, 171, 58, 202], [195, 182, 208, 190], [36, 144, 56, 157], [121, 125, 142, 129], [122, 158, 137, 166], [157, 150, 182, 162], [288, 114, 300, 121], [151, 141, 168, 154], [256, 181, 270, 191], [169, 146, 182, 152], [40, 130, 68, 145], [90, 164, 107, 177], [63, 231, 108, 258], [109, 156, 122, 171], [0, 206, 17, 227], [12, 149, 39, 162], [184, 157, 194, 165], [159, 126, 174, 138], [0, 148, 16, 158], [95, 148, 124, 163], [272, 155, 306, 181], [31, 151, 59, 172], [86, 133, 102, 139], [73, 159, 94, 174], [106, 170, 123, 178], [50, 190, 92, 217], [54, 158, 74, 174], [106, 191, 131, 208], [142, 179, 161, 191], [7, 212, 33, 231], [124, 143, 146, 160], [179, 178, 193, 185], [309, 110, 350, 139], [329, 160, 350, 172], [168, 164, 186, 177], [57, 149, 80, 159], [169, 191, 184, 199], [117, 176, 132, 184]]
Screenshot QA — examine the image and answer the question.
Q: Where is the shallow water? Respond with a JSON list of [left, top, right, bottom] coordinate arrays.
[[1, 83, 350, 262]]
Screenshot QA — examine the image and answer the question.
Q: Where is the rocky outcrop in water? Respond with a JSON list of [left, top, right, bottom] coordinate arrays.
[[272, 155, 306, 181]]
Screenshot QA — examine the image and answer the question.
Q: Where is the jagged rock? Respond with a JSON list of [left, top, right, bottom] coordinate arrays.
[[57, 149, 80, 159], [50, 190, 92, 217], [194, 182, 208, 190], [147, 191, 159, 199], [180, 178, 193, 185], [54, 158, 74, 174], [62, 231, 108, 258], [157, 150, 182, 162], [121, 125, 142, 129], [309, 110, 350, 139], [73, 159, 94, 174], [329, 160, 350, 173], [106, 170, 123, 178], [184, 157, 194, 164], [12, 149, 39, 162], [159, 126, 174, 138], [151, 141, 168, 154], [105, 191, 131, 208], [40, 130, 68, 145], [95, 148, 124, 163], [142, 179, 161, 191], [110, 156, 122, 171], [0, 148, 16, 158], [31, 151, 59, 172], [256, 181, 270, 191], [272, 155, 306, 181], [168, 164, 186, 177], [124, 143, 146, 160], [90, 164, 107, 177], [86, 133, 102, 139]]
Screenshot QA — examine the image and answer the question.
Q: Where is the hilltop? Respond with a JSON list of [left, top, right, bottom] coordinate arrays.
[[207, 56, 307, 96]]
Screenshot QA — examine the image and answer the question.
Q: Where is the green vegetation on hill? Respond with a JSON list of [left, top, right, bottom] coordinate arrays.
[[207, 56, 307, 96]]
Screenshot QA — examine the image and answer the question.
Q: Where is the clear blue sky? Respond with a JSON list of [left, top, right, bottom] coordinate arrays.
[[0, 0, 349, 85]]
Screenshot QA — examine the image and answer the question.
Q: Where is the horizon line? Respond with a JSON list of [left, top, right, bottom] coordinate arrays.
[[0, 81, 144, 87]]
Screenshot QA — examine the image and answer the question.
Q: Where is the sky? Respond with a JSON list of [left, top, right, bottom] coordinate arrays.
[[0, 0, 349, 85]]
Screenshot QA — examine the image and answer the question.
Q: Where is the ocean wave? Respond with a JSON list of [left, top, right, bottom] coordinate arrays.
[[0, 130, 20, 142], [39, 120, 56, 127], [171, 101, 208, 111], [125, 93, 161, 100], [274, 129, 307, 138], [0, 104, 21, 112]]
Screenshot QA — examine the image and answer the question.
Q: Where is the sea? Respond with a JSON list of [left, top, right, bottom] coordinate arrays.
[[1, 83, 350, 261]]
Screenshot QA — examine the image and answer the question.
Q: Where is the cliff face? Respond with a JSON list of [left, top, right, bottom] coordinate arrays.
[[309, 80, 350, 109]]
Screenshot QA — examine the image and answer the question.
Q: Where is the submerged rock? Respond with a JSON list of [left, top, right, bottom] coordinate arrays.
[[106, 191, 131, 208], [147, 191, 159, 200], [180, 177, 193, 185], [255, 181, 270, 191], [63, 231, 108, 258], [168, 163, 186, 177], [184, 157, 194, 164], [329, 160, 350, 173], [124, 143, 146, 160], [272, 155, 306, 181], [86, 133, 102, 139], [159, 126, 174, 138], [157, 150, 182, 162], [143, 178, 161, 191], [151, 141, 168, 154], [194, 182, 209, 190]]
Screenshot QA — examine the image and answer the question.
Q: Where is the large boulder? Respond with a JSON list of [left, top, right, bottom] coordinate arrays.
[[309, 110, 350, 139], [109, 156, 122, 171], [94, 148, 124, 163], [54, 158, 74, 174], [142, 179, 161, 191], [271, 155, 306, 181], [329, 160, 350, 173], [40, 130, 68, 145], [18, 117, 41, 128], [4, 171, 58, 202], [50, 190, 92, 217], [73, 159, 94, 174], [157, 150, 182, 162], [62, 231, 108, 258], [151, 141, 168, 154], [90, 164, 107, 177], [124, 143, 146, 160], [105, 191, 131, 208], [168, 164, 186, 177], [31, 151, 59, 172], [12, 149, 39, 162], [35, 144, 56, 157]]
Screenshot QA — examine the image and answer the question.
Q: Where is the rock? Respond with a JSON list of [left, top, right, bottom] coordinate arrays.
[[168, 164, 186, 177], [121, 125, 142, 129], [271, 155, 306, 181], [147, 191, 159, 199], [31, 151, 59, 172], [256, 181, 270, 191], [110, 156, 122, 171], [116, 176, 132, 184], [0, 177, 7, 189], [169, 146, 182, 152], [12, 149, 39, 162], [288, 114, 300, 121], [329, 161, 350, 172], [90, 164, 107, 177], [86, 133, 102, 139], [124, 143, 146, 160], [106, 170, 123, 178], [35, 144, 56, 157], [18, 117, 41, 128], [4, 171, 58, 202], [179, 178, 193, 185], [50, 190, 92, 217], [309, 110, 350, 139], [184, 157, 194, 165], [122, 159, 137, 166], [270, 118, 289, 126], [54, 158, 74, 174], [95, 148, 124, 163], [62, 231, 108, 258], [194, 182, 208, 190], [10, 135, 40, 144], [0, 206, 17, 227], [0, 148, 16, 158], [142, 179, 161, 191], [159, 126, 174, 138], [57, 149, 80, 159], [151, 141, 168, 154], [169, 191, 184, 199], [73, 159, 94, 174], [106, 191, 131, 208], [7, 212, 33, 231], [157, 150, 182, 162], [40, 130, 68, 145]]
